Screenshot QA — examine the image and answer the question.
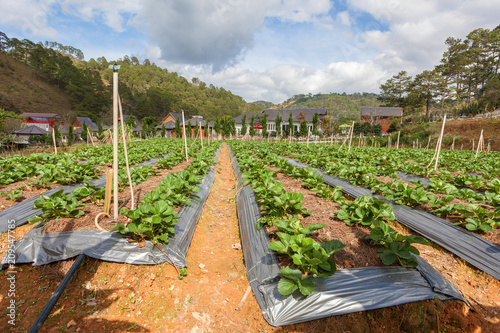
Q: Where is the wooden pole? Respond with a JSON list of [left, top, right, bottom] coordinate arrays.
[[104, 169, 113, 215], [112, 69, 119, 219], [200, 122, 203, 148], [396, 131, 400, 149], [118, 94, 134, 210], [433, 114, 447, 171], [181, 110, 188, 163], [451, 137, 455, 150], [475, 129, 483, 158], [51, 129, 58, 155], [87, 128, 95, 147]]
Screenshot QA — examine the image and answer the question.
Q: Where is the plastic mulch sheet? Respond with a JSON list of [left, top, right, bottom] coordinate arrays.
[[0, 149, 219, 268], [229, 149, 469, 327], [0, 154, 171, 233], [285, 158, 500, 281]]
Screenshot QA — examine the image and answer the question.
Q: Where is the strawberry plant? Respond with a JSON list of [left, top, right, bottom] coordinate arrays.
[[335, 195, 395, 226], [272, 216, 325, 235], [28, 189, 85, 224], [1, 189, 23, 202], [369, 220, 430, 267], [111, 200, 178, 244], [270, 232, 345, 295]]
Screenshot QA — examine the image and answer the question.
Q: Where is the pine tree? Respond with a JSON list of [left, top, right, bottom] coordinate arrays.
[[194, 120, 199, 138], [175, 117, 182, 138], [261, 113, 268, 137], [249, 117, 255, 137], [161, 123, 166, 137], [241, 114, 247, 135], [187, 120, 192, 138], [81, 122, 88, 141], [299, 120, 308, 137], [312, 113, 319, 135], [97, 121, 104, 140], [288, 112, 294, 137], [275, 113, 282, 136], [68, 125, 74, 145]]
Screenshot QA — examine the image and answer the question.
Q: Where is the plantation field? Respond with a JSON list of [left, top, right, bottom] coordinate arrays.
[[0, 138, 499, 332]]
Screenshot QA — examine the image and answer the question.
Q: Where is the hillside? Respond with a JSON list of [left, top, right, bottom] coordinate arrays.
[[0, 33, 261, 127], [0, 53, 72, 121], [400, 118, 500, 151]]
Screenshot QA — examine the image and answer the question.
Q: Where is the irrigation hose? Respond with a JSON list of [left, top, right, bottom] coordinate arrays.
[[154, 243, 180, 277], [29, 254, 86, 333]]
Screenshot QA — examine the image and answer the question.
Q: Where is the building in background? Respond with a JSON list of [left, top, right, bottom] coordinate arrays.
[[360, 107, 402, 133], [19, 112, 61, 132]]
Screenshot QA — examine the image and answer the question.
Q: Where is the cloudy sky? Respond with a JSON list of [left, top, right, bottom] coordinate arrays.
[[1, 0, 499, 103]]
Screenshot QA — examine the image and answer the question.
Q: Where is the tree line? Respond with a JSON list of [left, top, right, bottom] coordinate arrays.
[[379, 26, 500, 120], [0, 32, 261, 130]]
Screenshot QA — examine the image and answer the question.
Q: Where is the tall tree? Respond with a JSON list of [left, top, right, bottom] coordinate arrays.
[[68, 125, 74, 145], [240, 114, 247, 135], [275, 113, 282, 136], [161, 123, 166, 137], [249, 116, 255, 137], [312, 112, 319, 135], [299, 120, 308, 137], [379, 71, 412, 121], [260, 113, 268, 137], [194, 119, 199, 138], [81, 121, 88, 141], [288, 112, 294, 136], [187, 119, 192, 138], [411, 70, 439, 119], [175, 117, 182, 138]]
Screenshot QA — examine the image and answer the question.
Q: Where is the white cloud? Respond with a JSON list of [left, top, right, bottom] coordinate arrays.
[[1, 0, 58, 38], [58, 0, 140, 32], [172, 60, 386, 103]]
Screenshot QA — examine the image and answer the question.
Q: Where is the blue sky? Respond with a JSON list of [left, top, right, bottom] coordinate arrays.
[[1, 0, 499, 103]]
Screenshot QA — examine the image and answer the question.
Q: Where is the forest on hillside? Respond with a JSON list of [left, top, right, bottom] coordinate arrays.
[[379, 26, 500, 120], [0, 32, 261, 127]]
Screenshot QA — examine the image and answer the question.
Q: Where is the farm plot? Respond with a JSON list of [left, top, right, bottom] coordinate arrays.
[[231, 140, 499, 327], [1, 139, 499, 332]]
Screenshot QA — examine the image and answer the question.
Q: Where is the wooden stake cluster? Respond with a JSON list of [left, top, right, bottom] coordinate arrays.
[[347, 121, 354, 152], [475, 129, 487, 158], [426, 114, 447, 171]]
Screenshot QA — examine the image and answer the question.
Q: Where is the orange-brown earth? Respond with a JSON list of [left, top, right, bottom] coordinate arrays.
[[0, 143, 498, 332]]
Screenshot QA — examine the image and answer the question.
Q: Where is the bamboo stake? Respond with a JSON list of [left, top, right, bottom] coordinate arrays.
[[118, 94, 135, 210], [307, 127, 311, 147], [51, 129, 58, 155], [426, 136, 431, 149], [104, 169, 113, 215], [451, 137, 455, 150], [388, 135, 391, 148], [396, 131, 400, 149], [427, 114, 446, 171], [87, 128, 95, 147], [475, 129, 484, 158], [181, 110, 188, 163]]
